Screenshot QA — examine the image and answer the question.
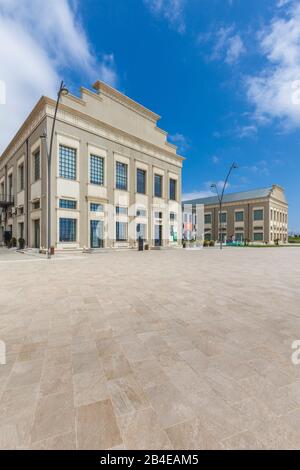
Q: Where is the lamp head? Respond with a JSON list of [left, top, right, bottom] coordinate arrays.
[[59, 82, 69, 97]]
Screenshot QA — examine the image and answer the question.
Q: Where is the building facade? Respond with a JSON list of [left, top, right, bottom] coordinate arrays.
[[0, 81, 183, 250], [183, 185, 288, 244], [182, 204, 204, 241]]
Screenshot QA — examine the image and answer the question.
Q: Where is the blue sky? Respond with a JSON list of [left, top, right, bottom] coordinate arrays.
[[0, 0, 299, 230]]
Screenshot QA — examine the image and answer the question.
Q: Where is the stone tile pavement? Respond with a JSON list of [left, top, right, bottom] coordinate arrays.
[[0, 247, 300, 449]]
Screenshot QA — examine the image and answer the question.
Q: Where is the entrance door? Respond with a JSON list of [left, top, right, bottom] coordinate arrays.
[[90, 220, 104, 248], [154, 224, 162, 247], [34, 220, 40, 249]]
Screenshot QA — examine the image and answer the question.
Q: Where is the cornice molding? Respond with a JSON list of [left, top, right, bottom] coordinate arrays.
[[92, 81, 161, 123], [203, 197, 272, 209], [1, 97, 184, 170]]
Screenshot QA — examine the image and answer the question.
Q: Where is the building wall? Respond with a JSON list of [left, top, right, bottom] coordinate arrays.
[[202, 190, 288, 243], [50, 118, 182, 249], [0, 84, 183, 250], [0, 118, 47, 248]]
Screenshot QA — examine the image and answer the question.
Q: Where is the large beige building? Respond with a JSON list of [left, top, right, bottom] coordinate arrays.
[[183, 185, 288, 244], [0, 81, 183, 250]]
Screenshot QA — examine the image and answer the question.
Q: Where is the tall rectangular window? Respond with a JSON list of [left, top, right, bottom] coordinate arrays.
[[59, 199, 77, 209], [136, 223, 147, 240], [154, 174, 162, 198], [235, 232, 244, 241], [169, 178, 176, 200], [32, 200, 40, 210], [116, 162, 128, 190], [253, 209, 263, 221], [219, 212, 227, 223], [137, 169, 146, 194], [116, 221, 127, 241], [33, 150, 40, 181], [204, 213, 212, 224], [253, 232, 263, 241], [59, 218, 77, 242], [116, 206, 128, 215], [136, 208, 147, 217], [19, 222, 24, 239], [8, 174, 12, 197], [19, 164, 24, 191], [90, 155, 104, 185], [59, 145, 77, 180], [235, 211, 244, 222], [90, 203, 103, 212]]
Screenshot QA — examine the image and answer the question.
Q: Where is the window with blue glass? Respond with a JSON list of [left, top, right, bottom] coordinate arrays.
[[59, 218, 76, 242], [59, 145, 76, 180], [254, 232, 264, 241], [204, 213, 212, 224], [116, 162, 128, 190], [116, 221, 127, 241], [253, 209, 263, 221], [116, 206, 127, 215], [59, 199, 77, 209], [235, 211, 244, 222], [90, 220, 104, 248], [219, 212, 227, 223], [136, 223, 147, 240], [90, 155, 104, 185], [169, 178, 176, 200], [154, 174, 162, 198], [136, 208, 147, 217], [137, 169, 146, 194], [90, 203, 103, 212]]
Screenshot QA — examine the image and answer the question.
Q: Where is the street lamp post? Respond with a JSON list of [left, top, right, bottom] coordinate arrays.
[[41, 81, 69, 259], [211, 162, 238, 250]]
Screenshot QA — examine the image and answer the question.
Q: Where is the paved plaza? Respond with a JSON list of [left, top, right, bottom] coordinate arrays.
[[0, 247, 300, 450]]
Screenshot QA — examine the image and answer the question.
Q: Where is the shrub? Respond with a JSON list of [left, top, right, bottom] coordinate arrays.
[[203, 240, 209, 247], [209, 240, 215, 247], [11, 237, 17, 247]]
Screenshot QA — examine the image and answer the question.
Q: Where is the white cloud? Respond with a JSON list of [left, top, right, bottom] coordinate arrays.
[[0, 0, 118, 153], [202, 25, 246, 64], [168, 133, 190, 153], [246, 3, 300, 128], [236, 124, 257, 138], [144, 0, 186, 34], [277, 0, 293, 6], [211, 155, 219, 164], [225, 34, 246, 64], [241, 160, 269, 177]]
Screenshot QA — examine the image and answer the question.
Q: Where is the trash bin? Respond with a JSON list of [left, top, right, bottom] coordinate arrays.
[[138, 237, 144, 251]]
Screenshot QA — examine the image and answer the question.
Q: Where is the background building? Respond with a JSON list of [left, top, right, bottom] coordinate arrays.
[[182, 203, 204, 241], [183, 185, 288, 244], [0, 81, 184, 250]]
